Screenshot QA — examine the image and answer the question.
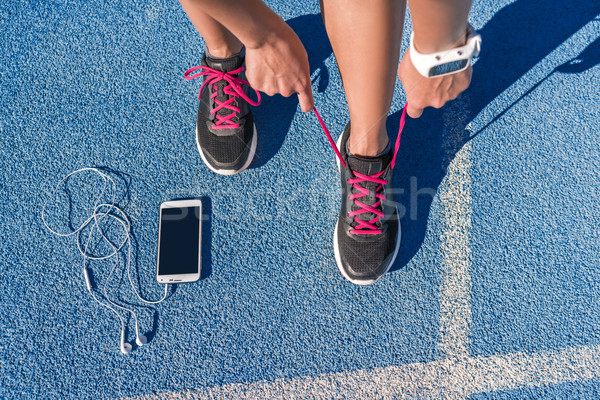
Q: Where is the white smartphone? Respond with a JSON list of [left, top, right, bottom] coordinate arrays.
[[156, 199, 202, 283]]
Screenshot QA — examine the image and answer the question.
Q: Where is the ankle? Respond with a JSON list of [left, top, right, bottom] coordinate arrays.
[[348, 128, 389, 157]]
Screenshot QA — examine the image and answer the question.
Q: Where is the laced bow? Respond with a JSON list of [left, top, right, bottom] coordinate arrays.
[[184, 65, 261, 129], [314, 104, 407, 234]]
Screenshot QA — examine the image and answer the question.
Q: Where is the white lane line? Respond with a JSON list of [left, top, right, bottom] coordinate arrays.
[[125, 345, 600, 400], [465, 345, 600, 395], [438, 98, 473, 360]]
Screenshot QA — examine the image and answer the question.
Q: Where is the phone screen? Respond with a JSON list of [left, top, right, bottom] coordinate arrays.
[[158, 206, 201, 276]]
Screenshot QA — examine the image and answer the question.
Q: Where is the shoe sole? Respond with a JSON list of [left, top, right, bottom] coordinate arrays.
[[333, 134, 402, 285], [195, 123, 258, 176]]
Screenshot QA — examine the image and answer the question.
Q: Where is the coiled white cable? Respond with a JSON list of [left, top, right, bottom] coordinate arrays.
[[41, 168, 168, 353]]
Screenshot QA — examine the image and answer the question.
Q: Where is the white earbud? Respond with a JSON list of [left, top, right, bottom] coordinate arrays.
[[134, 321, 147, 346], [83, 268, 93, 292], [136, 334, 148, 346], [120, 329, 132, 354], [121, 342, 133, 354], [133, 318, 148, 346]]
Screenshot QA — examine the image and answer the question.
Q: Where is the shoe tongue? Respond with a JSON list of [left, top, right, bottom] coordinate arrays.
[[347, 152, 391, 176], [205, 54, 245, 121], [347, 151, 392, 228], [205, 54, 243, 73]]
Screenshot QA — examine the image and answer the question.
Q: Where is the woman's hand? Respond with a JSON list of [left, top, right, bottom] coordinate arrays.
[[398, 48, 472, 118], [186, 0, 315, 112], [245, 26, 314, 112]]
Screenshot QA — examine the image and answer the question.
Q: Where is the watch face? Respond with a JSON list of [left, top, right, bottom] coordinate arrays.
[[429, 59, 469, 77]]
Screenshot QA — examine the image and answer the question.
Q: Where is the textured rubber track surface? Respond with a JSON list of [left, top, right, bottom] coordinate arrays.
[[1, 0, 599, 398]]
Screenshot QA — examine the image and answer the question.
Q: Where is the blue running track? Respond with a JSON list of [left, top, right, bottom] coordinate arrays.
[[1, 0, 600, 398]]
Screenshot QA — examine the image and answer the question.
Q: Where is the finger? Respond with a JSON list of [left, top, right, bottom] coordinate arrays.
[[297, 83, 315, 113], [452, 68, 472, 95], [276, 78, 294, 97], [245, 69, 262, 91], [280, 88, 294, 98], [249, 76, 274, 96], [406, 103, 423, 119], [465, 65, 473, 83], [432, 99, 446, 109], [449, 85, 461, 101], [262, 88, 276, 97]]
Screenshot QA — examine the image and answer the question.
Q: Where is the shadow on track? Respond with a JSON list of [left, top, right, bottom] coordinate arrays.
[[389, 0, 600, 271]]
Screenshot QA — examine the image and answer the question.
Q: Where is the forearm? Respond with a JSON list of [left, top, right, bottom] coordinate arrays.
[[408, 0, 472, 53], [182, 0, 289, 49]]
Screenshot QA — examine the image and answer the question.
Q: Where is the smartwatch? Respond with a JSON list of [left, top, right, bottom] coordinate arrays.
[[409, 25, 482, 78]]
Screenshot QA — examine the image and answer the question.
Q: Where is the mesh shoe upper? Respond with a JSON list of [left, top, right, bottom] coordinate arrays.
[[184, 53, 260, 173], [335, 123, 400, 282], [196, 107, 255, 167], [314, 105, 408, 284]]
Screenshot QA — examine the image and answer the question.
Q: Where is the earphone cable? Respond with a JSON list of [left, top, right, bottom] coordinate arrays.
[[42, 168, 169, 352]]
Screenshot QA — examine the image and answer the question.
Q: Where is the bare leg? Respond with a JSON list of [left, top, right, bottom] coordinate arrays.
[[179, 0, 243, 58], [321, 0, 406, 156]]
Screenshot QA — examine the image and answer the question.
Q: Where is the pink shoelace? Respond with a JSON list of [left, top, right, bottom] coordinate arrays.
[[314, 103, 408, 235], [184, 65, 261, 129]]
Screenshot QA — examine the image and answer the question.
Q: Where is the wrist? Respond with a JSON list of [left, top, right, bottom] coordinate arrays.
[[242, 15, 291, 50], [412, 23, 468, 53]]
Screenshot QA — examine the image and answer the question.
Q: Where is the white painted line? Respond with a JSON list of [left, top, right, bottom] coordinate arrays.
[[439, 98, 473, 360], [124, 345, 600, 400]]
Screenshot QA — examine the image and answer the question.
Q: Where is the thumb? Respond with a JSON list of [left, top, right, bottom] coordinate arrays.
[[406, 103, 423, 119], [297, 85, 315, 113]]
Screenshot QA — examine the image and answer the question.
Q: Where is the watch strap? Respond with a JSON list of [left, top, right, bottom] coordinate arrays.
[[409, 25, 482, 78]]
